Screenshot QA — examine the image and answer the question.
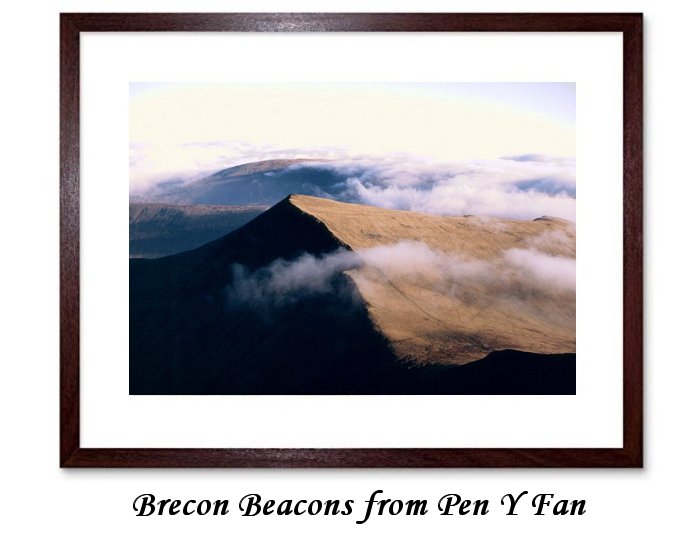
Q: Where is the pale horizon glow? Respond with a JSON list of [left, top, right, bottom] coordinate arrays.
[[130, 82, 575, 191]]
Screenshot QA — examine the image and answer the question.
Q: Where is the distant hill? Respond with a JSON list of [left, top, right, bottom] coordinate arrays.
[[130, 195, 575, 394], [207, 158, 332, 179], [139, 158, 344, 206], [129, 203, 266, 258]]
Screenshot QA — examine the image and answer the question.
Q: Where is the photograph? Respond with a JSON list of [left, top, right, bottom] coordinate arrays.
[[129, 82, 577, 395]]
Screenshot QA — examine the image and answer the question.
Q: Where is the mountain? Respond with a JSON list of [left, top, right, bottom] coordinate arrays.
[[129, 203, 266, 258], [140, 158, 344, 206], [130, 195, 575, 394], [290, 195, 575, 365]]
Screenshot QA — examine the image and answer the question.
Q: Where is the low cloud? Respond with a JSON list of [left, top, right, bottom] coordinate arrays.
[[359, 241, 575, 298], [502, 248, 576, 291], [359, 241, 491, 286], [228, 248, 361, 308], [228, 240, 575, 310]]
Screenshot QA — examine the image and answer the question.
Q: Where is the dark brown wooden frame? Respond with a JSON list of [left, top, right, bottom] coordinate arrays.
[[60, 12, 643, 468]]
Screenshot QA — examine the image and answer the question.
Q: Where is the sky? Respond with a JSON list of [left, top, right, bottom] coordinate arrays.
[[129, 82, 576, 220], [130, 82, 574, 183]]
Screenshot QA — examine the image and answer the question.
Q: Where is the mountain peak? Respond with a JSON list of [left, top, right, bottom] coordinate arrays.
[[533, 215, 572, 225], [285, 195, 572, 254]]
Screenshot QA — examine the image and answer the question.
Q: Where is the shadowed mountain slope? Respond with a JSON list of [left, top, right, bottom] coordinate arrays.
[[130, 195, 575, 394], [130, 196, 398, 394]]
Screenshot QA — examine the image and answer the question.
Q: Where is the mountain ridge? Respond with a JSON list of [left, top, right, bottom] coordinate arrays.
[[285, 194, 575, 364]]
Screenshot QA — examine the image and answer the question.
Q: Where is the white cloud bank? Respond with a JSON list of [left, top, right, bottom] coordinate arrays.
[[131, 144, 576, 221], [321, 154, 575, 220]]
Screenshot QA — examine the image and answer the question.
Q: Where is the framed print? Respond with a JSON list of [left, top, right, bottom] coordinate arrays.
[[60, 13, 643, 467]]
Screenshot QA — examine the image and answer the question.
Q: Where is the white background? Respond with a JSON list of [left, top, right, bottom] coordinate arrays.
[[0, 0, 697, 542], [81, 32, 622, 449]]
